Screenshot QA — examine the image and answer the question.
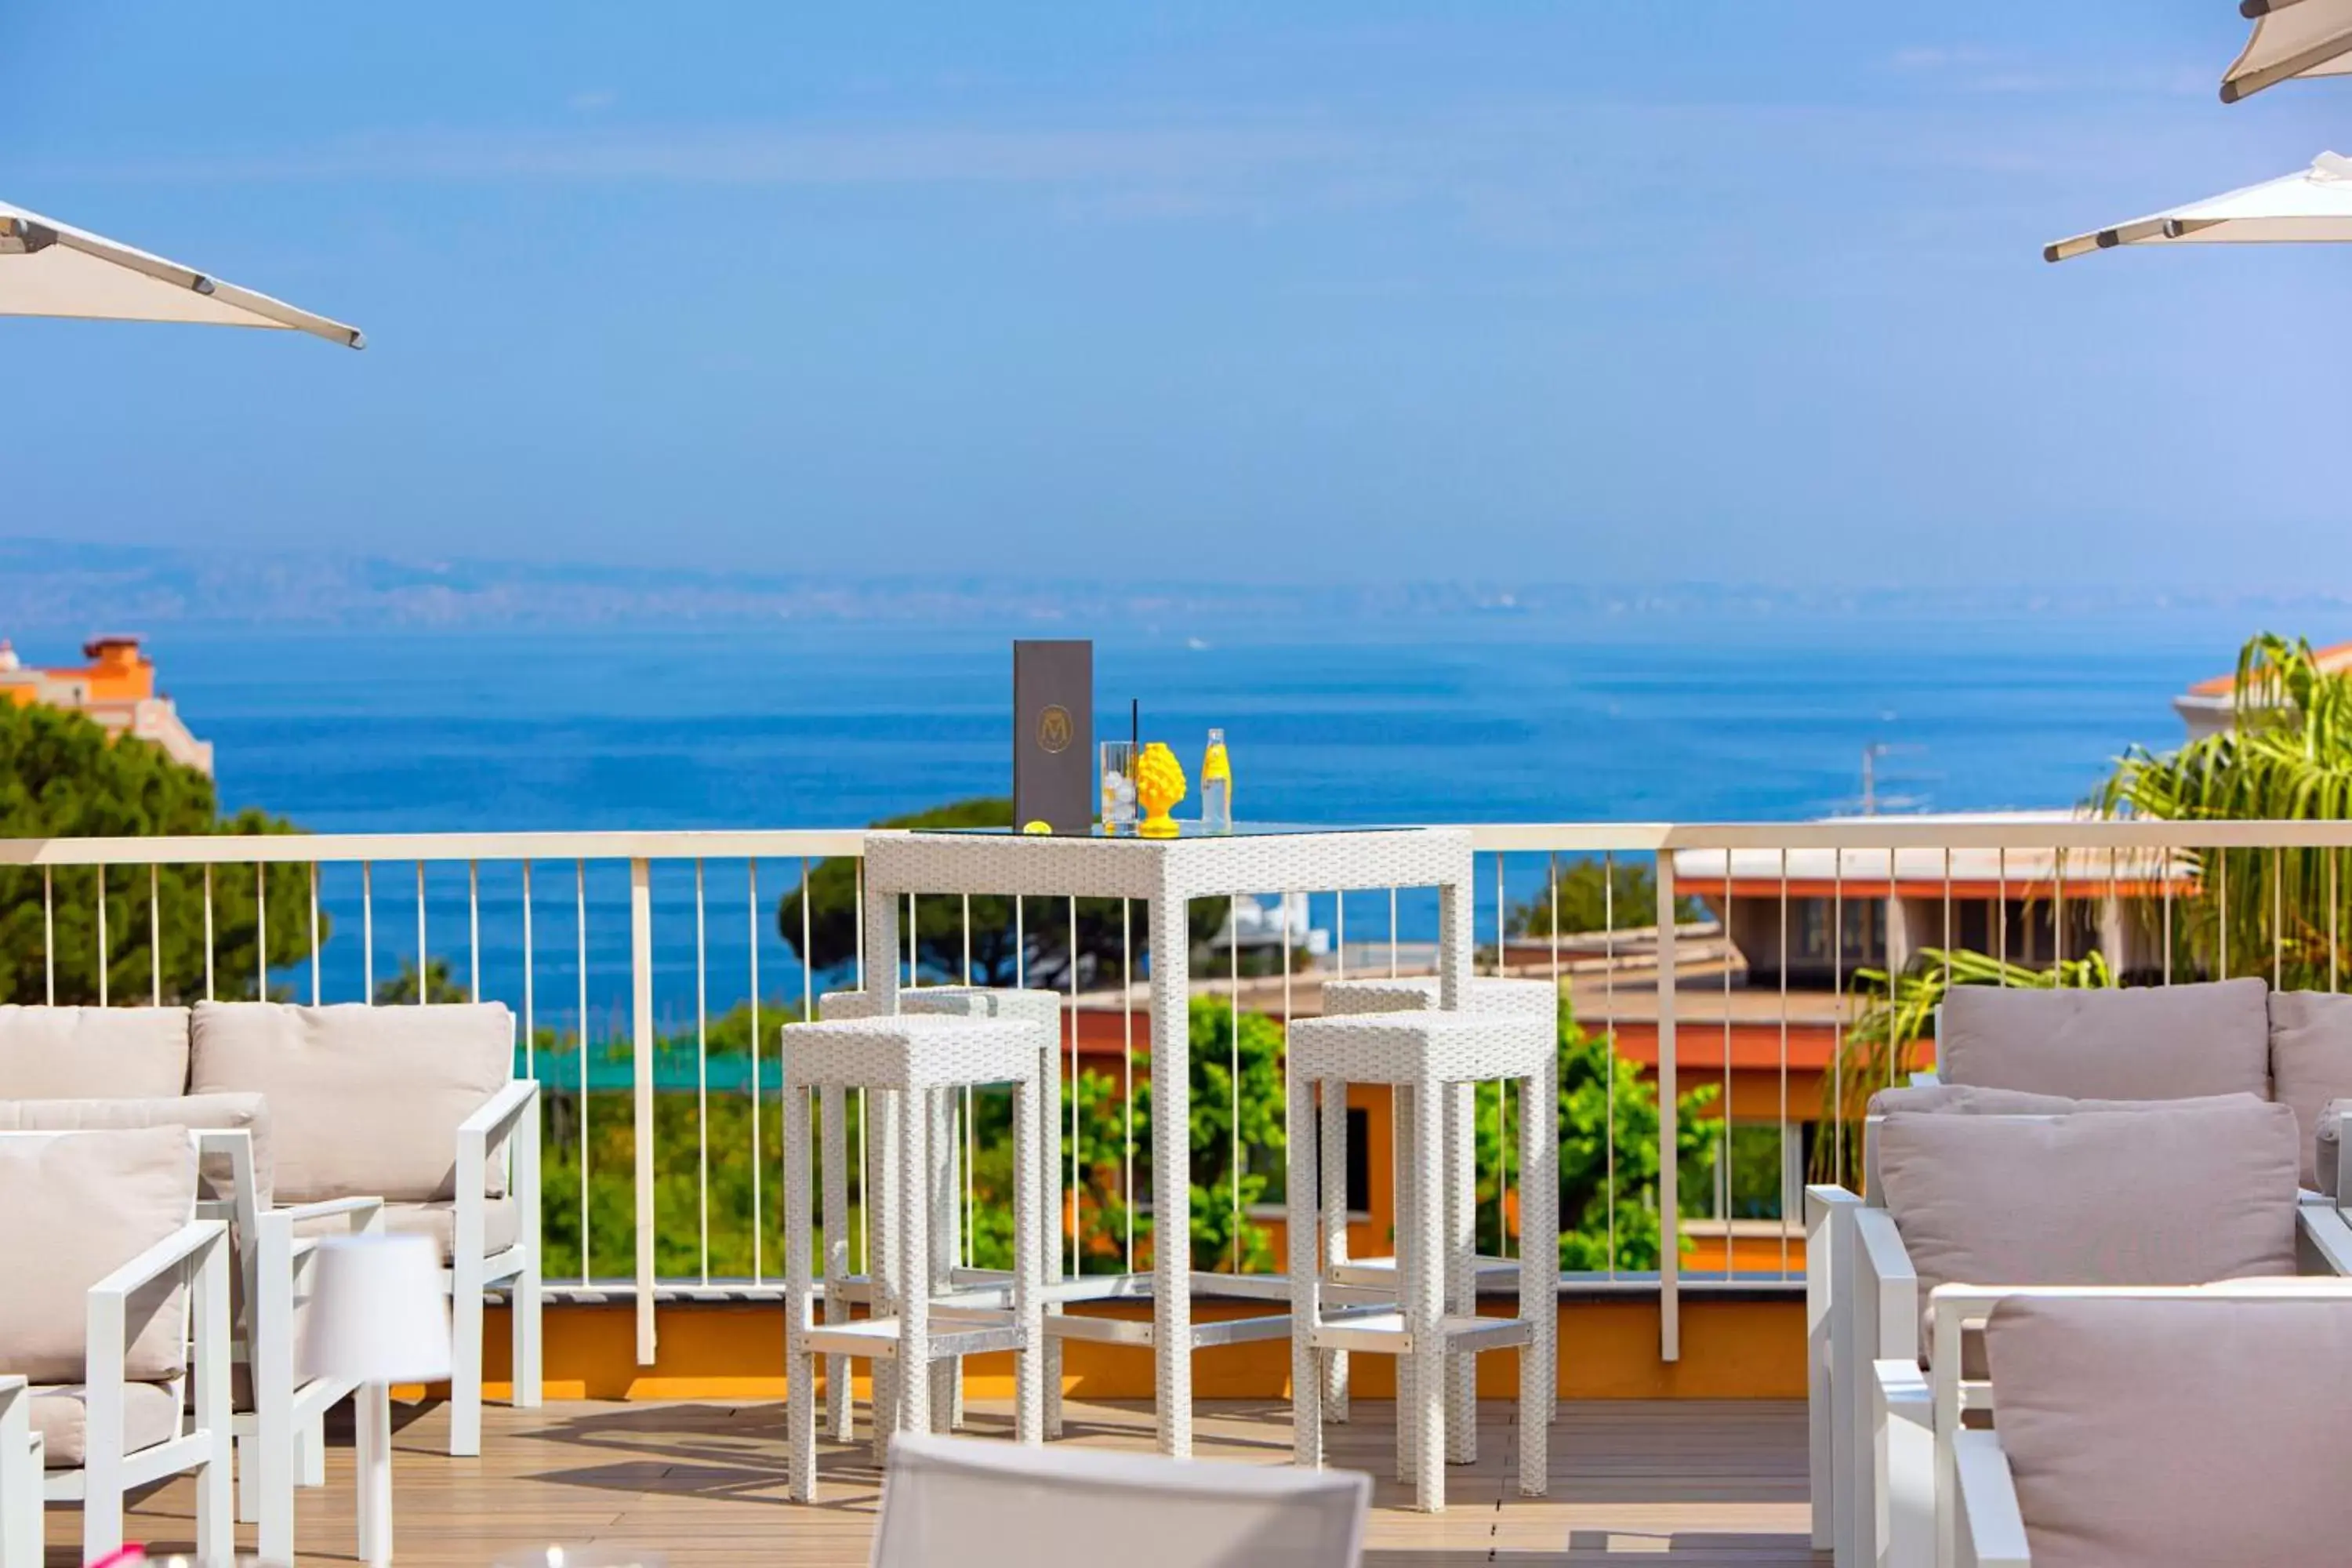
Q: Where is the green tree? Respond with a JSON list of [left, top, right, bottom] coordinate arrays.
[[775, 797, 1225, 989], [2100, 631, 2352, 985], [1510, 856, 1701, 938], [0, 702, 318, 1004], [1471, 1000, 1722, 1272], [373, 956, 472, 1004]]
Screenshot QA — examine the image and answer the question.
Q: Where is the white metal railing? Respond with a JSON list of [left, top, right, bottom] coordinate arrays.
[[5, 817, 2349, 1368]]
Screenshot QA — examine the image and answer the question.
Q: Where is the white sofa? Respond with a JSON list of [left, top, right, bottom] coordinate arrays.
[[0, 1000, 542, 1459], [0, 1127, 235, 1566]]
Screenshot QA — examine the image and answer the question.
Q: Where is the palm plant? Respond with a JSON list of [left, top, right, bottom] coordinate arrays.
[[2099, 632, 2352, 987]]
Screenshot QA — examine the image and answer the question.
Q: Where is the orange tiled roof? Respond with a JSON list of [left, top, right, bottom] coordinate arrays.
[[2189, 640, 2352, 698]]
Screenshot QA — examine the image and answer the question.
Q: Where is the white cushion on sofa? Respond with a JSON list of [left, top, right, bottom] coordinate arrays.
[[0, 1005, 191, 1100], [2266, 990, 2352, 1190], [0, 1093, 271, 1207], [190, 1002, 510, 1205], [1937, 978, 2270, 1102], [0, 1126, 198, 1384]]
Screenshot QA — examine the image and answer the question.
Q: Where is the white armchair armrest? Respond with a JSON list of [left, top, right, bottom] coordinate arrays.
[[1873, 1359, 1933, 1568], [0, 1374, 34, 1568], [89, 1216, 228, 1305], [1802, 1185, 1859, 1555], [2296, 1200, 2352, 1277], [1847, 1206, 1918, 1568], [1852, 1207, 1921, 1361], [269, 1195, 387, 1232], [81, 1217, 234, 1564], [1951, 1429, 2030, 1568], [459, 1078, 539, 1149]]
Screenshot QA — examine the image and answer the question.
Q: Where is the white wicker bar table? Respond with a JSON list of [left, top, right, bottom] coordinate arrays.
[[861, 823, 1475, 1459]]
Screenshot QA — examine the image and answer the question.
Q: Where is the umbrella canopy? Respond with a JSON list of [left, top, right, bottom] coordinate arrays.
[[2223, 0, 2352, 103], [0, 199, 362, 347], [2045, 151, 2352, 261]]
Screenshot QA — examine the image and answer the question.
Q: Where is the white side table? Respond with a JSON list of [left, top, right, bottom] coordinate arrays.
[[862, 824, 1475, 1458]]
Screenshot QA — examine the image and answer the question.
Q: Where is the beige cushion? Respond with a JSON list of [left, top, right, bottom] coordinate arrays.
[[1868, 1083, 2261, 1118], [294, 1196, 519, 1262], [2319, 1101, 2347, 1201], [0, 1094, 272, 1208], [1875, 1100, 2301, 1308], [189, 1002, 512, 1204], [0, 1126, 198, 1382], [0, 1006, 191, 1100], [1937, 978, 2270, 1102], [31, 1381, 182, 1468], [1984, 1294, 2352, 1566], [2266, 991, 2352, 1189]]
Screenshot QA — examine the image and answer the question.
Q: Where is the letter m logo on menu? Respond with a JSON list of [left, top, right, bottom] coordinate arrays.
[[1013, 640, 1092, 835]]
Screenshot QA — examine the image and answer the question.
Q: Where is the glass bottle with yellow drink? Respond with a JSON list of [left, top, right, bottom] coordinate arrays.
[[1200, 728, 1232, 833]]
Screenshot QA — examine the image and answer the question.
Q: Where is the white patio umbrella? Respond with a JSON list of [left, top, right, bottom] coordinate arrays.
[[0, 198, 362, 347], [2045, 151, 2352, 260], [2223, 0, 2352, 103]]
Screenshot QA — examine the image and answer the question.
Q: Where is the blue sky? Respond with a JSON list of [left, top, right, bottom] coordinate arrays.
[[4, 3, 2349, 590]]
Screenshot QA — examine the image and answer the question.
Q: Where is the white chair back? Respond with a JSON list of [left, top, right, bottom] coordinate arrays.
[[871, 1434, 1369, 1568]]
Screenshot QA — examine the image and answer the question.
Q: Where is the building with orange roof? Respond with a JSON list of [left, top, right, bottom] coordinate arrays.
[[2174, 638, 2352, 739], [0, 633, 214, 775]]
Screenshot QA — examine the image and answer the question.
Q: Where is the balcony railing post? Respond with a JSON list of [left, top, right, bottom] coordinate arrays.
[[1656, 848, 1680, 1363], [630, 857, 658, 1366]]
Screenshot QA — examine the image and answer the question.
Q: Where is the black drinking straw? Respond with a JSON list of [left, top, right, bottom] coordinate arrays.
[[1131, 699, 1139, 752]]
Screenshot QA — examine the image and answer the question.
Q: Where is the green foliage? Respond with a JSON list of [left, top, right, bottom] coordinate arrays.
[[0, 702, 318, 1004], [775, 797, 1225, 989], [1817, 946, 2114, 1188], [535, 999, 829, 1282], [374, 956, 472, 1005], [2099, 632, 2352, 985], [1472, 1000, 1722, 1272], [1510, 856, 1701, 938]]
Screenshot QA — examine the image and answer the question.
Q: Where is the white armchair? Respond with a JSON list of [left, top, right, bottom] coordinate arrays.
[[0, 1099, 391, 1560], [1819, 1099, 2343, 1568], [190, 1000, 543, 1457], [0, 1127, 235, 1566], [1946, 1283, 2352, 1568], [873, 1432, 1370, 1568]]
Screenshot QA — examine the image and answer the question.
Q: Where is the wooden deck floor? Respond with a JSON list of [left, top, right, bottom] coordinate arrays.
[[90, 1398, 1821, 1566]]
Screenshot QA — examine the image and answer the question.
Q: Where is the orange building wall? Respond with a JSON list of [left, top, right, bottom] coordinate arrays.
[[447, 1295, 1806, 1405]]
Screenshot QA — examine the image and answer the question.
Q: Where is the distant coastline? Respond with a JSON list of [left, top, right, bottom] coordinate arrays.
[[3, 534, 2347, 633]]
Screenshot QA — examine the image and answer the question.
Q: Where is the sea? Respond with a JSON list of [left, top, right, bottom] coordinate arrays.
[[129, 603, 2277, 1044]]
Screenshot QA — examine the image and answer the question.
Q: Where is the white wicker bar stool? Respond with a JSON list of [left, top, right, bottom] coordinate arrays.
[[815, 986, 1067, 1440], [1284, 1009, 1557, 1514], [1317, 976, 1559, 1445], [783, 1014, 1050, 1504]]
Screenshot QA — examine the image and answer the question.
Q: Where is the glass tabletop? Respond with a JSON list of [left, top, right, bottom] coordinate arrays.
[[910, 821, 1414, 840]]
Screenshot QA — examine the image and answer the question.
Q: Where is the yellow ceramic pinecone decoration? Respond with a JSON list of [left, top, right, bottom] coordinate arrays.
[[1134, 742, 1188, 838]]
